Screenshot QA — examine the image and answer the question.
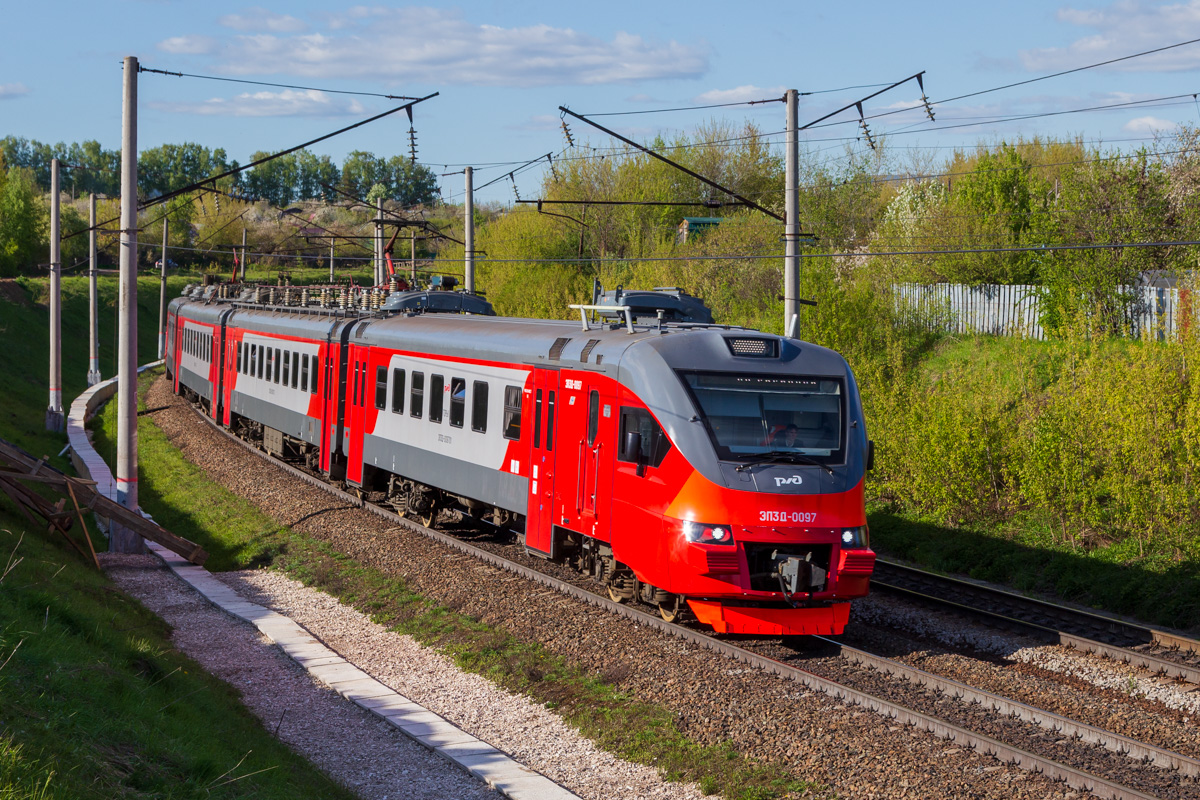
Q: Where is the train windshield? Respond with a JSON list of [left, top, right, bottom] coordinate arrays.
[[679, 372, 843, 461]]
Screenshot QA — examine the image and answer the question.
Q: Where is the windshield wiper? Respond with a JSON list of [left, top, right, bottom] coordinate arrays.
[[734, 450, 833, 475]]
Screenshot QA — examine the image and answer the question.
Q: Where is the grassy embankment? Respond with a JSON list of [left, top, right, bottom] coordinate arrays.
[[0, 275, 360, 800]]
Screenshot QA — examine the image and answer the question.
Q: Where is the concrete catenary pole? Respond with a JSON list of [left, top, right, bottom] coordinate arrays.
[[113, 55, 143, 553], [784, 88, 800, 338], [464, 166, 474, 293], [376, 198, 385, 285], [329, 243, 334, 283], [410, 228, 416, 284], [87, 193, 101, 385], [45, 158, 63, 432], [157, 217, 167, 358], [240, 226, 247, 281]]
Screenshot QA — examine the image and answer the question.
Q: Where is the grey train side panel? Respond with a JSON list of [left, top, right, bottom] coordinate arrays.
[[361, 435, 529, 514]]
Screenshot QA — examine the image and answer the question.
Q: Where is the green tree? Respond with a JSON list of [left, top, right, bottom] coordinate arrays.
[[0, 166, 46, 276]]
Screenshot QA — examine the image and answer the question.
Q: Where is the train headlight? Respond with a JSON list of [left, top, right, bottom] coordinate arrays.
[[682, 521, 735, 546], [840, 526, 870, 549]]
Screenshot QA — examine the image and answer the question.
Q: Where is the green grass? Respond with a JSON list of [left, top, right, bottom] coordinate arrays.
[[96, 371, 822, 800], [0, 277, 360, 799]]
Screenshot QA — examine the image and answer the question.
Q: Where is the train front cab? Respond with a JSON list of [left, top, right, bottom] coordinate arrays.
[[526, 335, 876, 638]]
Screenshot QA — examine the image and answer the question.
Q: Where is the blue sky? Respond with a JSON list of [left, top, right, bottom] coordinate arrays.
[[4, 0, 1200, 203]]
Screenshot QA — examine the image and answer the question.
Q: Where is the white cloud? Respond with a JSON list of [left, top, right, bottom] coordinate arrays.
[[626, 93, 658, 103], [162, 8, 708, 87], [158, 35, 218, 55], [219, 7, 307, 33], [1021, 1, 1200, 71], [1123, 115, 1178, 132], [147, 89, 366, 117], [0, 83, 29, 99], [693, 85, 785, 105]]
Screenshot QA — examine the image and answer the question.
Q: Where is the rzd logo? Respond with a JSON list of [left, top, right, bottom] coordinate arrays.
[[774, 475, 803, 487]]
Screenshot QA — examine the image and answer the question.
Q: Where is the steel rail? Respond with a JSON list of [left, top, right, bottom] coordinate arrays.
[[810, 635, 1200, 776], [872, 560, 1200, 684], [179, 404, 1165, 800]]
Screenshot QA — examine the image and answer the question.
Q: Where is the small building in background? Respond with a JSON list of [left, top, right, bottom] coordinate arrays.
[[675, 217, 723, 245]]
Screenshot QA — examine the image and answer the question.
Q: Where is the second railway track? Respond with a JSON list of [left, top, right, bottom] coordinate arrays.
[[162, 385, 1199, 800], [870, 560, 1200, 685]]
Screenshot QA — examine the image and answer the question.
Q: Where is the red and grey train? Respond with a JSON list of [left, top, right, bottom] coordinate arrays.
[[166, 282, 876, 636]]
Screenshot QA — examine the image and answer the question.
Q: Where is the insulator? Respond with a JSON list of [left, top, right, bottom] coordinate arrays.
[[561, 120, 575, 147], [302, 288, 310, 305], [269, 287, 278, 305], [338, 287, 348, 308], [922, 95, 936, 121], [321, 288, 330, 307], [284, 287, 293, 305], [389, 276, 398, 293], [408, 127, 418, 164]]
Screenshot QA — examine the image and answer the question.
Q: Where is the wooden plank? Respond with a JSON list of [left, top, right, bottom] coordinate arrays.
[[0, 436, 208, 566], [65, 482, 101, 571]]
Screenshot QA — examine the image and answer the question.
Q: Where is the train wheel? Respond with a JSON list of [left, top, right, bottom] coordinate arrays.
[[658, 595, 683, 623]]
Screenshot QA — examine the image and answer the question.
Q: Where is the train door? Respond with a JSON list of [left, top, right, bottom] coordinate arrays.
[[345, 346, 369, 485], [525, 368, 559, 557], [578, 383, 617, 541]]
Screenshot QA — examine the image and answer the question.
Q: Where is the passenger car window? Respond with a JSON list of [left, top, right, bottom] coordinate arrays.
[[410, 371, 424, 418], [472, 381, 488, 433], [502, 385, 521, 440], [391, 368, 405, 414], [429, 375, 445, 422], [449, 378, 466, 428]]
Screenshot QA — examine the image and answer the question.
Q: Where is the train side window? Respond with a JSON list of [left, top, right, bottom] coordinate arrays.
[[502, 385, 522, 440], [449, 378, 465, 428], [282, 350, 291, 386], [236, 342, 242, 373], [472, 381, 488, 433], [544, 390, 553, 448], [391, 368, 405, 414], [374, 366, 387, 410], [359, 361, 368, 407], [618, 407, 672, 468], [276, 348, 284, 383], [258, 345, 265, 379], [352, 361, 360, 405], [429, 375, 445, 422], [410, 371, 424, 418], [292, 352, 299, 389], [300, 354, 309, 392], [533, 389, 543, 448], [587, 390, 599, 445]]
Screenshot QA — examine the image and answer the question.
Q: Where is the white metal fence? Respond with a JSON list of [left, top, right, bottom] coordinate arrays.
[[893, 283, 1190, 341]]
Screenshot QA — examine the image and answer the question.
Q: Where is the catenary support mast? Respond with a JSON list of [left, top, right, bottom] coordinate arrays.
[[113, 55, 143, 553]]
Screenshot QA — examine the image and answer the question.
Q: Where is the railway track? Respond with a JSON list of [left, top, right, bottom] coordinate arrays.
[[179, 398, 1198, 800], [871, 560, 1200, 685]]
